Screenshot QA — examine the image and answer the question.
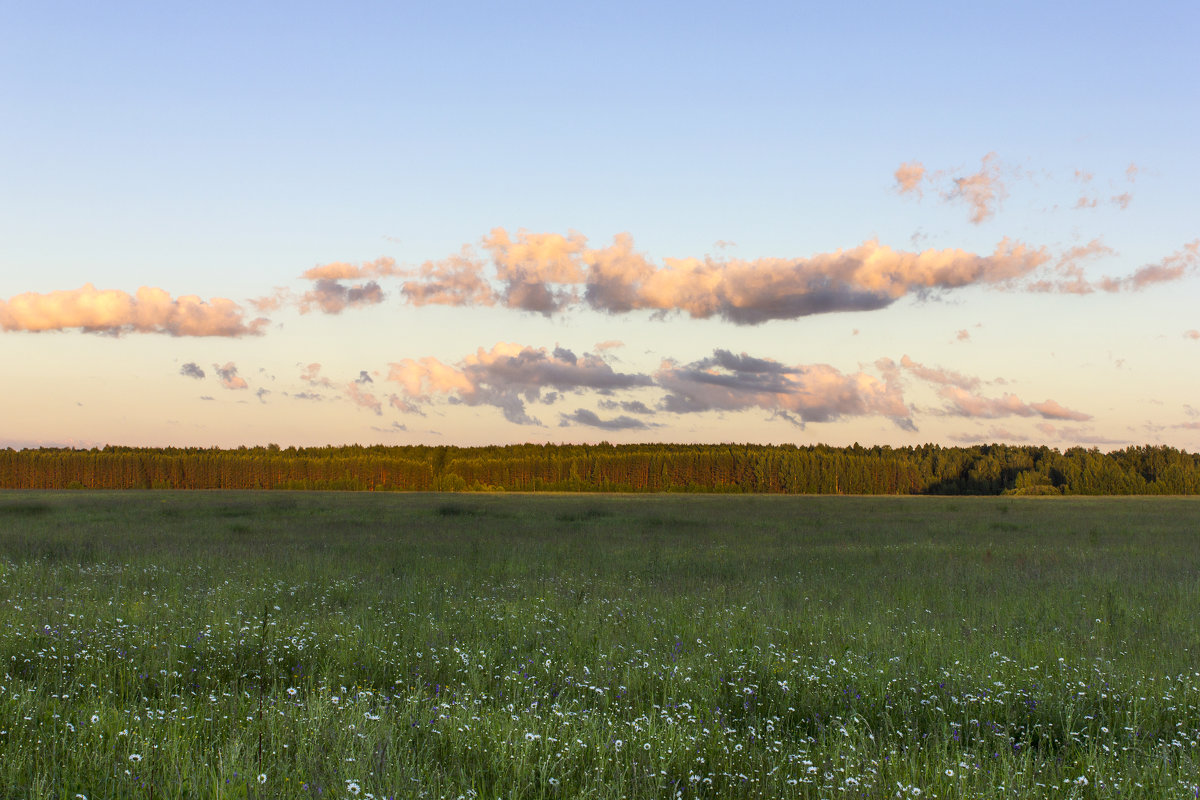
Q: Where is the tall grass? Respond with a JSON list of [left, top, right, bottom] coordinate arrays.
[[0, 493, 1198, 798]]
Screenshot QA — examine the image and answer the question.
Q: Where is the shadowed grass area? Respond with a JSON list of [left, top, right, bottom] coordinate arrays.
[[0, 492, 1198, 797]]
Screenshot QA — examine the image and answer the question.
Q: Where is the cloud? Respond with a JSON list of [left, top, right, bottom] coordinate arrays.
[[655, 349, 913, 428], [290, 391, 325, 401], [1126, 163, 1141, 182], [300, 363, 335, 388], [949, 426, 1031, 444], [256, 387, 271, 404], [0, 284, 266, 337], [1074, 195, 1098, 209], [400, 247, 497, 307], [955, 329, 970, 341], [214, 362, 248, 390], [598, 398, 655, 415], [943, 152, 1006, 224], [1028, 399, 1092, 421], [301, 257, 401, 281], [355, 370, 374, 384], [180, 362, 206, 379], [1185, 330, 1199, 340], [482, 228, 588, 314], [1111, 192, 1133, 210], [346, 383, 382, 415], [1025, 240, 1196, 295], [936, 385, 1090, 421], [894, 161, 927, 197], [559, 408, 653, 430], [899, 355, 980, 390], [387, 343, 654, 425], [393, 229, 1050, 324], [1093, 240, 1199, 293], [371, 421, 408, 434], [247, 258, 401, 316], [595, 339, 625, 351], [298, 279, 385, 314]]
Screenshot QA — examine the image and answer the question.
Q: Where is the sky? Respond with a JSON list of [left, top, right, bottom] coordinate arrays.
[[2, 0, 1198, 451]]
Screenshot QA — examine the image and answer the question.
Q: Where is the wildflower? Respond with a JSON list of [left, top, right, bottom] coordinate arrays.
[[258, 773, 267, 784], [90, 715, 99, 724], [1075, 776, 1089, 786], [287, 687, 297, 697], [346, 780, 361, 795], [129, 754, 142, 762], [548, 777, 560, 787], [944, 768, 954, 777]]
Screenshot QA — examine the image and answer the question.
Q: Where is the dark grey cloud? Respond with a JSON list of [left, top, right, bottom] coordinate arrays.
[[180, 362, 206, 379], [559, 409, 652, 431], [598, 399, 655, 415], [300, 279, 385, 314], [356, 370, 374, 384]]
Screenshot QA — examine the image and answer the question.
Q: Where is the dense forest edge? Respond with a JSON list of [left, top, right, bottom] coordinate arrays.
[[2, 442, 1199, 494]]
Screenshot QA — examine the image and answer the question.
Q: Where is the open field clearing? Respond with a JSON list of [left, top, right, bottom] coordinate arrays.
[[1, 493, 1199, 798]]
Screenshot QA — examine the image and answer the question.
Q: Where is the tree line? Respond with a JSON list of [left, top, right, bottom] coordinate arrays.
[[1, 442, 1198, 494]]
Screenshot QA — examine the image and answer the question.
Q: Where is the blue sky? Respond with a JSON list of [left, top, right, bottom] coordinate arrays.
[[2, 1, 1198, 449]]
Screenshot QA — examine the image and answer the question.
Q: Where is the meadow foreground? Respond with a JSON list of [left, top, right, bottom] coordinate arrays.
[[0, 492, 1198, 798]]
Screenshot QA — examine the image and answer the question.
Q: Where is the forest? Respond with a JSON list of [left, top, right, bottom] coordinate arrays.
[[1, 442, 1198, 494]]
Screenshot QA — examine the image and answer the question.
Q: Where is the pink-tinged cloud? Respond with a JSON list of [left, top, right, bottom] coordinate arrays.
[[944, 152, 1006, 224], [894, 161, 927, 196], [400, 247, 497, 307], [302, 257, 400, 281], [595, 340, 625, 351], [937, 386, 1090, 421], [0, 284, 266, 337], [899, 355, 980, 389], [388, 343, 654, 425], [300, 363, 335, 388], [394, 229, 1049, 324], [1111, 192, 1133, 210], [388, 393, 422, 415], [482, 228, 587, 313], [345, 383, 382, 416], [1126, 163, 1140, 182], [214, 362, 248, 390], [955, 329, 970, 341], [1074, 196, 1099, 209], [1029, 399, 1092, 421], [1025, 239, 1114, 294], [1026, 240, 1197, 295], [1185, 330, 1200, 340], [656, 349, 914, 430], [1098, 240, 1199, 293]]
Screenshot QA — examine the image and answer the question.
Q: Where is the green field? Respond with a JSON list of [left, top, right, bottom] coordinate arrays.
[[1, 493, 1199, 798]]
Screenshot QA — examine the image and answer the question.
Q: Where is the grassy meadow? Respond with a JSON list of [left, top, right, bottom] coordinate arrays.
[[1, 492, 1199, 798]]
